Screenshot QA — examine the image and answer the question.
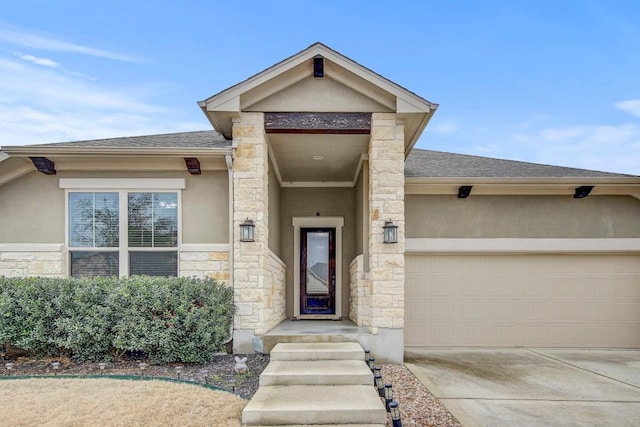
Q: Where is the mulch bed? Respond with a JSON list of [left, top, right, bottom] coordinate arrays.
[[1, 353, 268, 398]]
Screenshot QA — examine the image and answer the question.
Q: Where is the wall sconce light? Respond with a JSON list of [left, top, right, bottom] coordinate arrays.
[[458, 185, 473, 198], [239, 218, 255, 242], [574, 186, 594, 199], [383, 220, 398, 244], [29, 157, 56, 175], [184, 158, 201, 175]]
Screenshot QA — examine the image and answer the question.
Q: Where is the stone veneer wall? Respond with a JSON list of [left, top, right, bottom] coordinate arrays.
[[349, 254, 371, 327], [368, 113, 405, 331], [232, 112, 272, 350], [263, 250, 286, 333], [179, 250, 230, 282], [0, 245, 64, 277]]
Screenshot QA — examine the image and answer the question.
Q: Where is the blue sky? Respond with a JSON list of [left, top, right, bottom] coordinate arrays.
[[1, 0, 639, 174]]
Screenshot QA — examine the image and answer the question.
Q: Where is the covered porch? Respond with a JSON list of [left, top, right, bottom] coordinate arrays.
[[198, 43, 436, 363]]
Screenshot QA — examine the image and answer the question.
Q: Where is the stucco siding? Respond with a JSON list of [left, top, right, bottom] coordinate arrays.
[[406, 195, 640, 238], [0, 170, 229, 245], [245, 76, 393, 113], [0, 171, 65, 243], [280, 187, 356, 318], [181, 171, 229, 244]]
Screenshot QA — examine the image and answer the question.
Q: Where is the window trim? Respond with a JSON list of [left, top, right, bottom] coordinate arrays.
[[60, 178, 185, 190], [65, 185, 182, 277]]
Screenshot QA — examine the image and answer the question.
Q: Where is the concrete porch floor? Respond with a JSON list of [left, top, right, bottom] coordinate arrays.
[[260, 319, 373, 355], [265, 319, 368, 336]]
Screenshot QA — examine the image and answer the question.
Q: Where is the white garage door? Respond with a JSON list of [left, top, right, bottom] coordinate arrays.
[[406, 254, 640, 347]]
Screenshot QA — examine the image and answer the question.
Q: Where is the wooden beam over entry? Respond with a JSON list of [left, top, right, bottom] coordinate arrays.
[[264, 112, 371, 134]]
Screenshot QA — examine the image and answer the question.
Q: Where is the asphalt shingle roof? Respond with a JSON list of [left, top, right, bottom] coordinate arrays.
[[16, 130, 635, 179], [28, 130, 230, 149], [405, 148, 636, 179]]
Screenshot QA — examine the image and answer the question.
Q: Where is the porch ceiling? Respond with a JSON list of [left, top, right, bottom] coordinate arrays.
[[268, 134, 368, 184]]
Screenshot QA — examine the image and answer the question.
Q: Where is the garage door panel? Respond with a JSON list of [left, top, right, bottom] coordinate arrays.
[[406, 254, 640, 347]]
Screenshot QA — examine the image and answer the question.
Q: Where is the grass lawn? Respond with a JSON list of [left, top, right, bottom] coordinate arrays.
[[0, 377, 247, 426]]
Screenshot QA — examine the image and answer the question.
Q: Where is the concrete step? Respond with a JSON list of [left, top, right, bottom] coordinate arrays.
[[270, 342, 364, 361], [242, 385, 386, 426], [260, 360, 373, 386]]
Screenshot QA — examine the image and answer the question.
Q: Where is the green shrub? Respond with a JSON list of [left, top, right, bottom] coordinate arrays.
[[0, 276, 235, 363]]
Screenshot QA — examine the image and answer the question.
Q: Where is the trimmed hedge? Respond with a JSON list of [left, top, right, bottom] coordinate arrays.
[[0, 276, 235, 363]]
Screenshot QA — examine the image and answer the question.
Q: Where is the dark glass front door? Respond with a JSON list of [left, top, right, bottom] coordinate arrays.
[[300, 227, 336, 315]]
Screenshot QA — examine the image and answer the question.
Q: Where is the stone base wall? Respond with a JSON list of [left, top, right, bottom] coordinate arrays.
[[179, 249, 230, 283], [0, 245, 64, 277], [262, 250, 286, 334], [349, 254, 371, 327]]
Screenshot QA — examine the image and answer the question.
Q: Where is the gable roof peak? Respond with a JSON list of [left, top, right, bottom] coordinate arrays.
[[198, 43, 437, 153]]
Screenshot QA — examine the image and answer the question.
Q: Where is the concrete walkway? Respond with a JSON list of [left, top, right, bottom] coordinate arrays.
[[405, 348, 640, 427]]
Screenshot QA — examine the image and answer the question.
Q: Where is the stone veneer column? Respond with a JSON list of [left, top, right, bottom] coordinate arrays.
[[232, 112, 270, 353], [367, 113, 405, 362]]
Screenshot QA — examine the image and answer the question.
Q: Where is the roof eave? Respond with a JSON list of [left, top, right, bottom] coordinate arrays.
[[1, 146, 232, 158], [405, 176, 640, 197]]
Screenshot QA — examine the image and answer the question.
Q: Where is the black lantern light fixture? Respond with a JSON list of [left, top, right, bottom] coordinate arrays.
[[383, 220, 398, 244], [239, 218, 255, 242]]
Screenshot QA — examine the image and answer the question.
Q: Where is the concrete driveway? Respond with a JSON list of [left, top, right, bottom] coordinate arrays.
[[405, 349, 640, 427]]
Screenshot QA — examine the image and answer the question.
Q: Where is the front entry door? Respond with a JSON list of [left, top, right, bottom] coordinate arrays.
[[300, 228, 336, 315]]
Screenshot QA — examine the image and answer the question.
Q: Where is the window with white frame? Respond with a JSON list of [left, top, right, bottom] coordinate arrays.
[[66, 183, 181, 278]]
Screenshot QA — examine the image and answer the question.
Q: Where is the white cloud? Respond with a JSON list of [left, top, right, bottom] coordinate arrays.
[[0, 55, 203, 147], [14, 53, 59, 68], [431, 120, 458, 134], [513, 123, 640, 175], [615, 100, 640, 118], [0, 23, 140, 63]]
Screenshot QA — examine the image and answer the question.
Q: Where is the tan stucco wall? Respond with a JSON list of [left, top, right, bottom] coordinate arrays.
[[0, 171, 64, 243], [406, 195, 640, 238], [0, 170, 229, 244], [245, 76, 393, 112], [268, 155, 281, 256], [280, 187, 356, 318], [181, 171, 229, 244]]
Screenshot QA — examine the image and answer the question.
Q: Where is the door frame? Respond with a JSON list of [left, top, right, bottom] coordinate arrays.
[[293, 216, 343, 319]]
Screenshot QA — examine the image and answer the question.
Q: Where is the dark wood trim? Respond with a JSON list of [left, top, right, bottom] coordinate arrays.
[[264, 112, 371, 134]]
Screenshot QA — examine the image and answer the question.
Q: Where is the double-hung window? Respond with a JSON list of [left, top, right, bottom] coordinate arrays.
[[63, 179, 183, 278]]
